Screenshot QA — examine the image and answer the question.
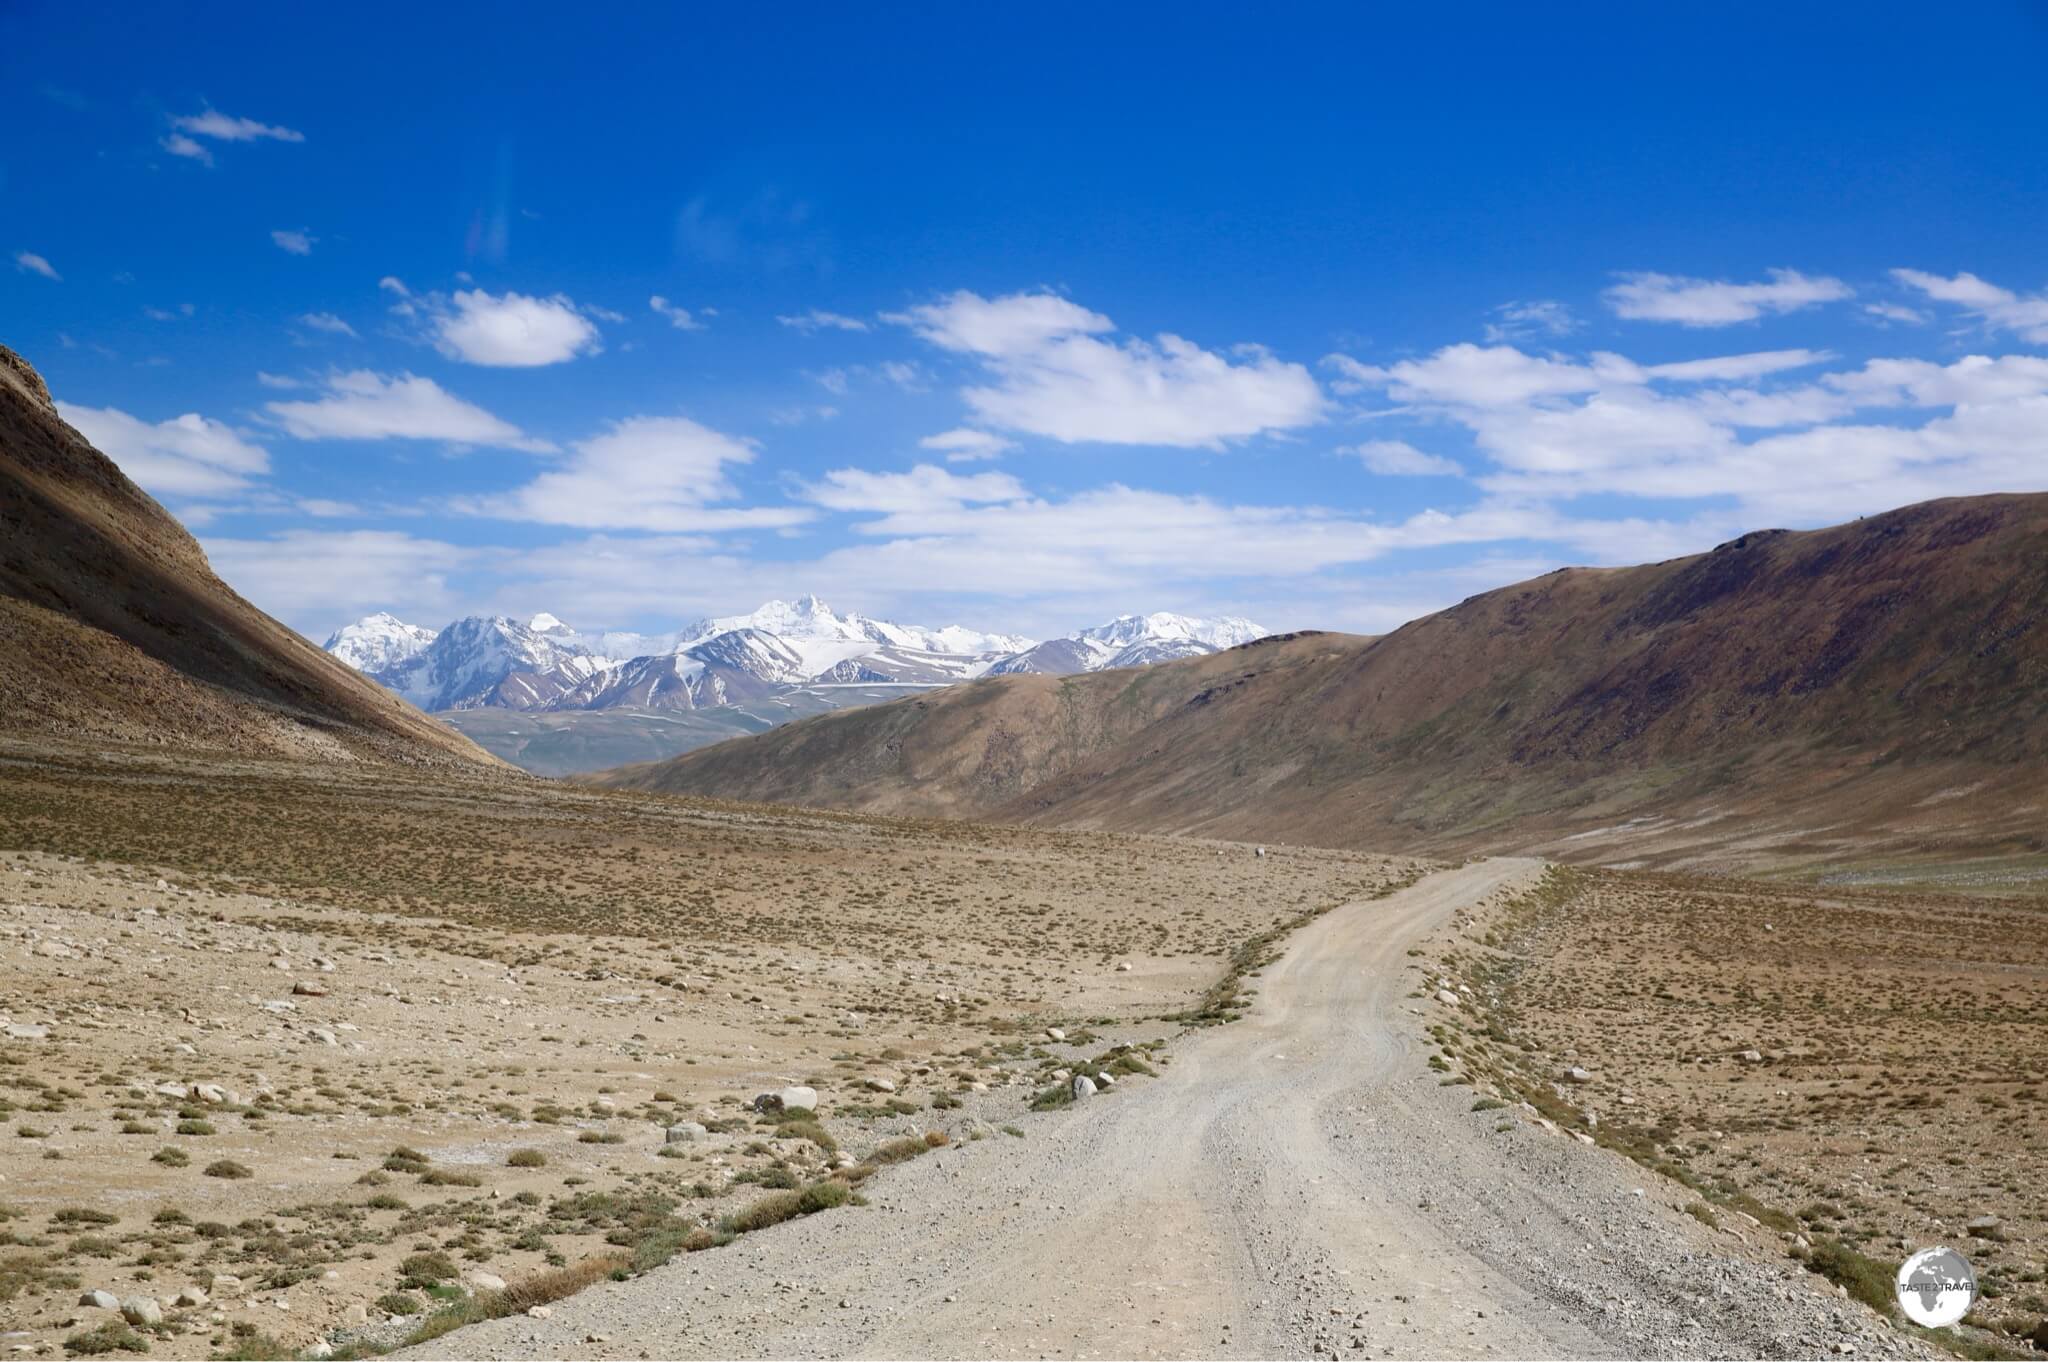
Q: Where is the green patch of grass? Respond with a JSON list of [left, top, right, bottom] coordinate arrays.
[[396, 1251, 458, 1290], [1802, 1237, 1894, 1316], [150, 1147, 189, 1168], [376, 1291, 424, 1315]]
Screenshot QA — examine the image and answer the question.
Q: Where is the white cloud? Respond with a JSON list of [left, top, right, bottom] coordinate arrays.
[[266, 371, 554, 451], [462, 415, 810, 532], [1331, 336, 2048, 523], [297, 312, 356, 337], [648, 295, 704, 331], [271, 229, 314, 256], [1484, 299, 1577, 342], [778, 309, 870, 334], [1602, 268, 1852, 326], [803, 464, 1028, 514], [202, 530, 472, 629], [428, 290, 603, 366], [889, 290, 1326, 448], [378, 276, 411, 297], [255, 371, 302, 389], [1891, 268, 2048, 342], [14, 250, 59, 280], [159, 133, 213, 165], [57, 402, 270, 498], [1863, 301, 1927, 325], [1348, 440, 1463, 477], [170, 110, 305, 144], [918, 428, 1015, 462]]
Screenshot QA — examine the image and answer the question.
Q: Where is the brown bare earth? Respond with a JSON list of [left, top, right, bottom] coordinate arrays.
[[0, 741, 1406, 1358], [1416, 866, 2048, 1348], [601, 493, 2048, 877], [0, 345, 493, 768]]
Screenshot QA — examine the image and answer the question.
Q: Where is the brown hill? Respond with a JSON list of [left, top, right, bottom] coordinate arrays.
[[0, 344, 496, 767], [595, 495, 2048, 872]]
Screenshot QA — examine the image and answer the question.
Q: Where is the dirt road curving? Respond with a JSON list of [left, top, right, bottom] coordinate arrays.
[[422, 859, 1923, 1360]]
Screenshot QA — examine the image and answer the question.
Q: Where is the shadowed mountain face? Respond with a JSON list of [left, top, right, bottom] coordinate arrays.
[[595, 494, 2048, 872], [0, 345, 496, 766]]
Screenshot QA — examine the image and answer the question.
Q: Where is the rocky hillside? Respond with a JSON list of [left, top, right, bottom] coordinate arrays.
[[596, 494, 2048, 872], [0, 345, 497, 766]]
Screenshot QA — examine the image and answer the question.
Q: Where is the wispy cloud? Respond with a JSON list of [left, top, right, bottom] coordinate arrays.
[[296, 312, 357, 337], [266, 370, 555, 451], [57, 403, 270, 497], [890, 289, 1326, 448], [271, 228, 314, 256], [778, 309, 870, 334], [1891, 268, 2048, 343], [13, 250, 60, 281], [648, 295, 705, 331], [1603, 268, 1851, 326]]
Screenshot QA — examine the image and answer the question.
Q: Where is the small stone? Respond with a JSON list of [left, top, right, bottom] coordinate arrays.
[[864, 1077, 896, 1093], [2, 1023, 49, 1040], [174, 1286, 209, 1307], [1435, 989, 1461, 1006], [1045, 1028, 1066, 1042], [1737, 1049, 1764, 1064], [292, 980, 328, 997], [1071, 1074, 1097, 1100], [1966, 1214, 2001, 1237], [664, 1121, 707, 1143], [119, 1296, 163, 1326], [467, 1270, 506, 1293], [527, 1305, 553, 1319], [1562, 1066, 1593, 1084], [778, 1085, 818, 1113], [78, 1290, 120, 1311]]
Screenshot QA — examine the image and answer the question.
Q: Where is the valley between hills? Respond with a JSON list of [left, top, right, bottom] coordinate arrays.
[[3, 343, 2046, 1359]]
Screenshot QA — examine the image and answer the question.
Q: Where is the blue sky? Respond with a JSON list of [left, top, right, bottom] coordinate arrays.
[[7, 4, 2048, 641]]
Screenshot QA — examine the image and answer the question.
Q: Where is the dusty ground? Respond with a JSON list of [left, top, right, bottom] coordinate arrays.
[[1419, 866, 2048, 1354], [0, 741, 1408, 1358], [415, 860, 1926, 1362]]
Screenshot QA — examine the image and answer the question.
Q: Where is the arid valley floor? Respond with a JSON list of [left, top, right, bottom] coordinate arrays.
[[3, 740, 2044, 1359]]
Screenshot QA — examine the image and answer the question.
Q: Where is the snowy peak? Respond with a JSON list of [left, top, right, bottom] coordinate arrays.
[[320, 599, 1260, 714], [323, 613, 436, 674], [1077, 612, 1267, 650]]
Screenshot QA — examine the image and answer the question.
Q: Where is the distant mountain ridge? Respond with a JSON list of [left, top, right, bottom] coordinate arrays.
[[323, 596, 1271, 736], [591, 494, 2048, 875]]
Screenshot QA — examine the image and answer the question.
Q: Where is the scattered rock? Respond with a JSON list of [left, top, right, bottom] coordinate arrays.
[[664, 1122, 707, 1143], [119, 1296, 163, 1326], [466, 1271, 506, 1293], [1435, 989, 1461, 1006], [1737, 1049, 1764, 1064], [1562, 1066, 1593, 1084], [77, 1290, 120, 1311], [779, 1085, 818, 1112], [864, 1077, 896, 1093], [1071, 1074, 1097, 1100], [1045, 1027, 1066, 1042], [173, 1286, 208, 1307], [2, 1023, 48, 1040], [1966, 1214, 2002, 1237], [527, 1305, 553, 1319], [292, 980, 328, 997]]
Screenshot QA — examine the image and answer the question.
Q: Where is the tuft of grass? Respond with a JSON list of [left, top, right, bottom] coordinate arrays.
[[506, 1148, 546, 1168], [1683, 1200, 1720, 1229], [375, 1291, 424, 1315], [150, 1146, 189, 1167], [870, 1130, 948, 1164], [1803, 1237, 1895, 1316], [396, 1251, 459, 1290], [62, 1322, 148, 1357], [202, 1159, 252, 1179]]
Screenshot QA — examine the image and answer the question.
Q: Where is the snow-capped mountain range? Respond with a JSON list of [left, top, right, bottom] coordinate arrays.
[[321, 596, 1267, 717]]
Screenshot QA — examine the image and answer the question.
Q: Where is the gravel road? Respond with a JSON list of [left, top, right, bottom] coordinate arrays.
[[419, 858, 1927, 1360]]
